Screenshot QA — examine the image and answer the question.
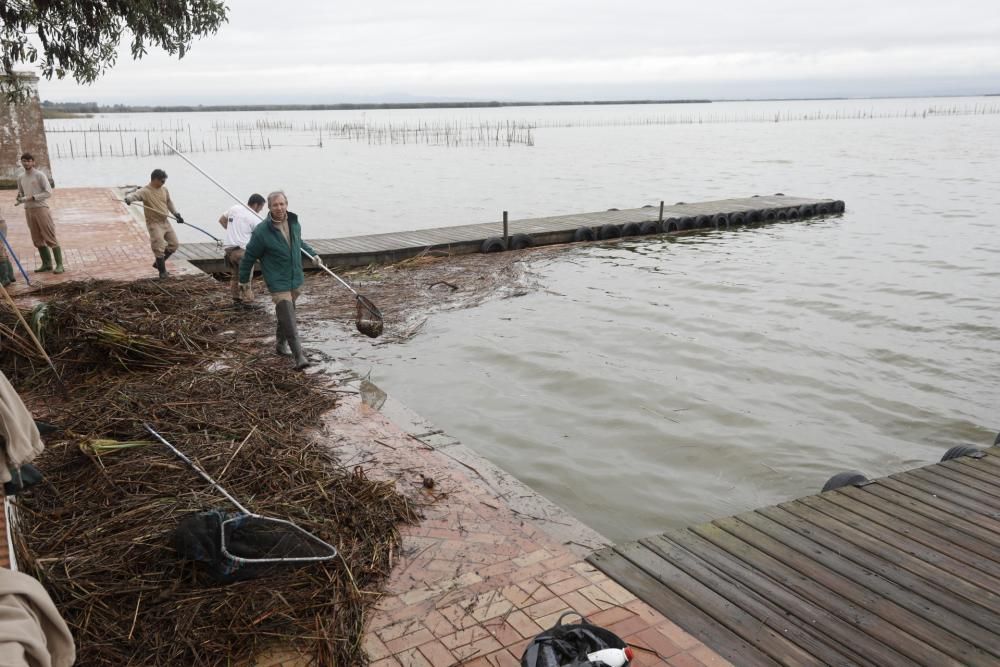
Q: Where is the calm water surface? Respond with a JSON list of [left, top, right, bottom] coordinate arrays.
[[49, 99, 1000, 542]]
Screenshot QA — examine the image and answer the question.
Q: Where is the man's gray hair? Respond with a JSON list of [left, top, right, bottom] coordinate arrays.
[[267, 190, 287, 206]]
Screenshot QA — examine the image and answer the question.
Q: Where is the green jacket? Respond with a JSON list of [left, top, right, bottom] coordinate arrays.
[[239, 212, 317, 292]]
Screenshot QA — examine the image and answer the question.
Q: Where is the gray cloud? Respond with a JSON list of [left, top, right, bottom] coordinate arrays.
[[35, 0, 1000, 103]]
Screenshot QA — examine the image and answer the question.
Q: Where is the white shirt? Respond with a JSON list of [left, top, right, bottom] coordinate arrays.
[[222, 204, 261, 248]]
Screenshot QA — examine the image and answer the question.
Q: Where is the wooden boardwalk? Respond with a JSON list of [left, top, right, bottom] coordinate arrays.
[[176, 194, 841, 273], [587, 447, 1000, 667]]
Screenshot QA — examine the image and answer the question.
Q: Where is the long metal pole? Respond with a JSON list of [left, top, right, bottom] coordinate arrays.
[[162, 141, 360, 296], [0, 230, 31, 285]]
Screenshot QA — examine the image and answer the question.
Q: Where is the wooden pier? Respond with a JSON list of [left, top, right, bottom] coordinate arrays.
[[587, 447, 1000, 666], [176, 194, 842, 273]]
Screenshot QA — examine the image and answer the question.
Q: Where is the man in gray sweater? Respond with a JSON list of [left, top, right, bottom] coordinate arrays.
[[15, 153, 63, 274]]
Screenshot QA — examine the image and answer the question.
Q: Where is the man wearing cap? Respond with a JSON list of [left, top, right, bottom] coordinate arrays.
[[124, 168, 185, 279], [218, 193, 265, 307]]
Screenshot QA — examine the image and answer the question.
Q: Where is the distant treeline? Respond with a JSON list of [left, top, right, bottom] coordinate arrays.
[[40, 99, 711, 114]]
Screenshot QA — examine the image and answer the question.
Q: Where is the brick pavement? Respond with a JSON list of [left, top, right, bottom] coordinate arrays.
[[0, 186, 202, 288], [0, 187, 731, 665]]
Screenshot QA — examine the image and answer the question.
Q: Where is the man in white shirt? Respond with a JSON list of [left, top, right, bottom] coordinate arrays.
[[219, 194, 265, 307]]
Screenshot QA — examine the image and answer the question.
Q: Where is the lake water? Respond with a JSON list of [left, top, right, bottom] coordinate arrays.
[[47, 98, 1000, 542]]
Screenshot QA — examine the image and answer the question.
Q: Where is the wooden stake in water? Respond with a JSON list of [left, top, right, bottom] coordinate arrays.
[[659, 201, 664, 223], [503, 211, 509, 247]]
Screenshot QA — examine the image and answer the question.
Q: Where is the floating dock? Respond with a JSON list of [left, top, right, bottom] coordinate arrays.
[[587, 447, 1000, 666], [176, 194, 844, 273]]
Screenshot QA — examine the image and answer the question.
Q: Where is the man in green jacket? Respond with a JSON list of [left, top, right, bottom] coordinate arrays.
[[238, 191, 319, 370]]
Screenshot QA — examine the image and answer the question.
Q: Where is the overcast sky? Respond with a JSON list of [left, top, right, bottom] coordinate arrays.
[[35, 0, 1000, 104]]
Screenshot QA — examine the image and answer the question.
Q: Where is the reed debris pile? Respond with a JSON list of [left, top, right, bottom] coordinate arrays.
[[0, 277, 418, 666]]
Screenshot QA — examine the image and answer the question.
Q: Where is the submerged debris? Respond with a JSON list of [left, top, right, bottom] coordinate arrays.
[[0, 277, 418, 666]]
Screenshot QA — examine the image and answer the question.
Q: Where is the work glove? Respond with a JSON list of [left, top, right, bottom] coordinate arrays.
[[174, 212, 185, 225], [313, 256, 325, 269], [239, 283, 252, 300]]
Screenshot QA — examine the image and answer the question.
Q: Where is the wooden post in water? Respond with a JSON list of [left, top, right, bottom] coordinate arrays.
[[503, 211, 509, 247], [659, 201, 664, 223]]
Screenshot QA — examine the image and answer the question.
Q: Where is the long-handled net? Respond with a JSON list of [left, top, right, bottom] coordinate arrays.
[[144, 424, 338, 581], [162, 141, 384, 338]]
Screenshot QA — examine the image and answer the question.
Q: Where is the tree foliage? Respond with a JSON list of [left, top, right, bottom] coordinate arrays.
[[1, 1, 228, 99]]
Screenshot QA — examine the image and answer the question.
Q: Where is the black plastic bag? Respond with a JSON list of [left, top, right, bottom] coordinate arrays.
[[521, 611, 630, 667]]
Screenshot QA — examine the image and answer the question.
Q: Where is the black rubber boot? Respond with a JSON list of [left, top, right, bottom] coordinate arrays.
[[52, 246, 64, 274], [275, 323, 292, 356], [154, 256, 169, 279], [36, 247, 53, 272], [275, 300, 309, 370], [153, 249, 175, 269]]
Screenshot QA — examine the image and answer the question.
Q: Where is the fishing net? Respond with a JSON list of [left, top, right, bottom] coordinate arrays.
[[355, 294, 383, 338], [175, 510, 339, 583]]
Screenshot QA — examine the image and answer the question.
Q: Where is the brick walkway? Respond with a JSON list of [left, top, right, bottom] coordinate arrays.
[[0, 186, 201, 288], [1, 188, 730, 666]]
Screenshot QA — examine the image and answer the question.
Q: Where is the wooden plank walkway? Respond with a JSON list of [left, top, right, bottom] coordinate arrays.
[[587, 446, 1000, 667], [176, 194, 842, 273]]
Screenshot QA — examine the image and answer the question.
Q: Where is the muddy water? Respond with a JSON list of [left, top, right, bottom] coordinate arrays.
[[50, 99, 1000, 542]]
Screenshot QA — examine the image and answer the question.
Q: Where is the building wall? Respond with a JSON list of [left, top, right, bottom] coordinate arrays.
[[0, 73, 52, 189]]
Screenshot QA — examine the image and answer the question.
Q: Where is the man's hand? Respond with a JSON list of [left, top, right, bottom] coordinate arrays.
[[174, 213, 185, 225], [239, 283, 252, 300], [313, 255, 325, 269]]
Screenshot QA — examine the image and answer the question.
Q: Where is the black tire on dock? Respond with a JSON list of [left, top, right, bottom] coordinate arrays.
[[510, 233, 534, 250], [817, 203, 833, 215], [799, 204, 816, 217], [785, 207, 800, 220], [775, 209, 789, 221], [664, 218, 680, 232], [621, 222, 642, 237], [941, 445, 982, 462], [832, 200, 846, 213], [481, 237, 507, 253], [573, 226, 596, 242], [712, 213, 729, 229], [729, 212, 746, 226], [822, 471, 869, 492], [695, 215, 712, 229], [745, 210, 763, 224], [639, 221, 661, 235], [598, 224, 622, 240], [762, 209, 778, 222]]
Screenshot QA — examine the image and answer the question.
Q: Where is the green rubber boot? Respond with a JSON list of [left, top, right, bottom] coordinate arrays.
[[36, 247, 53, 272], [52, 246, 64, 274], [0, 259, 13, 286]]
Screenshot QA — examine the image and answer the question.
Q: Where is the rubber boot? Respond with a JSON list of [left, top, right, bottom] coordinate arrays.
[[52, 246, 64, 274], [36, 247, 53, 272], [0, 259, 13, 286], [154, 256, 169, 279], [275, 300, 309, 370], [275, 323, 292, 357], [153, 249, 175, 269]]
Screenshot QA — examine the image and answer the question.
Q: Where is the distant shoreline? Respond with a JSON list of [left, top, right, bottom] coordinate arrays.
[[43, 99, 712, 115]]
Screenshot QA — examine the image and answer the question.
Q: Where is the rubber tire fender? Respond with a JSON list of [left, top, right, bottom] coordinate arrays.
[[762, 209, 778, 222], [785, 207, 800, 220], [832, 200, 846, 213], [941, 445, 982, 462], [822, 471, 869, 492], [621, 222, 642, 237], [695, 215, 712, 229], [745, 210, 763, 224], [816, 203, 833, 215], [728, 212, 746, 226], [573, 226, 596, 242], [598, 224, 622, 240], [712, 213, 729, 229], [480, 237, 507, 253], [639, 221, 661, 235], [775, 209, 789, 221], [678, 217, 696, 230], [664, 218, 680, 232], [510, 233, 534, 250], [798, 204, 815, 218]]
